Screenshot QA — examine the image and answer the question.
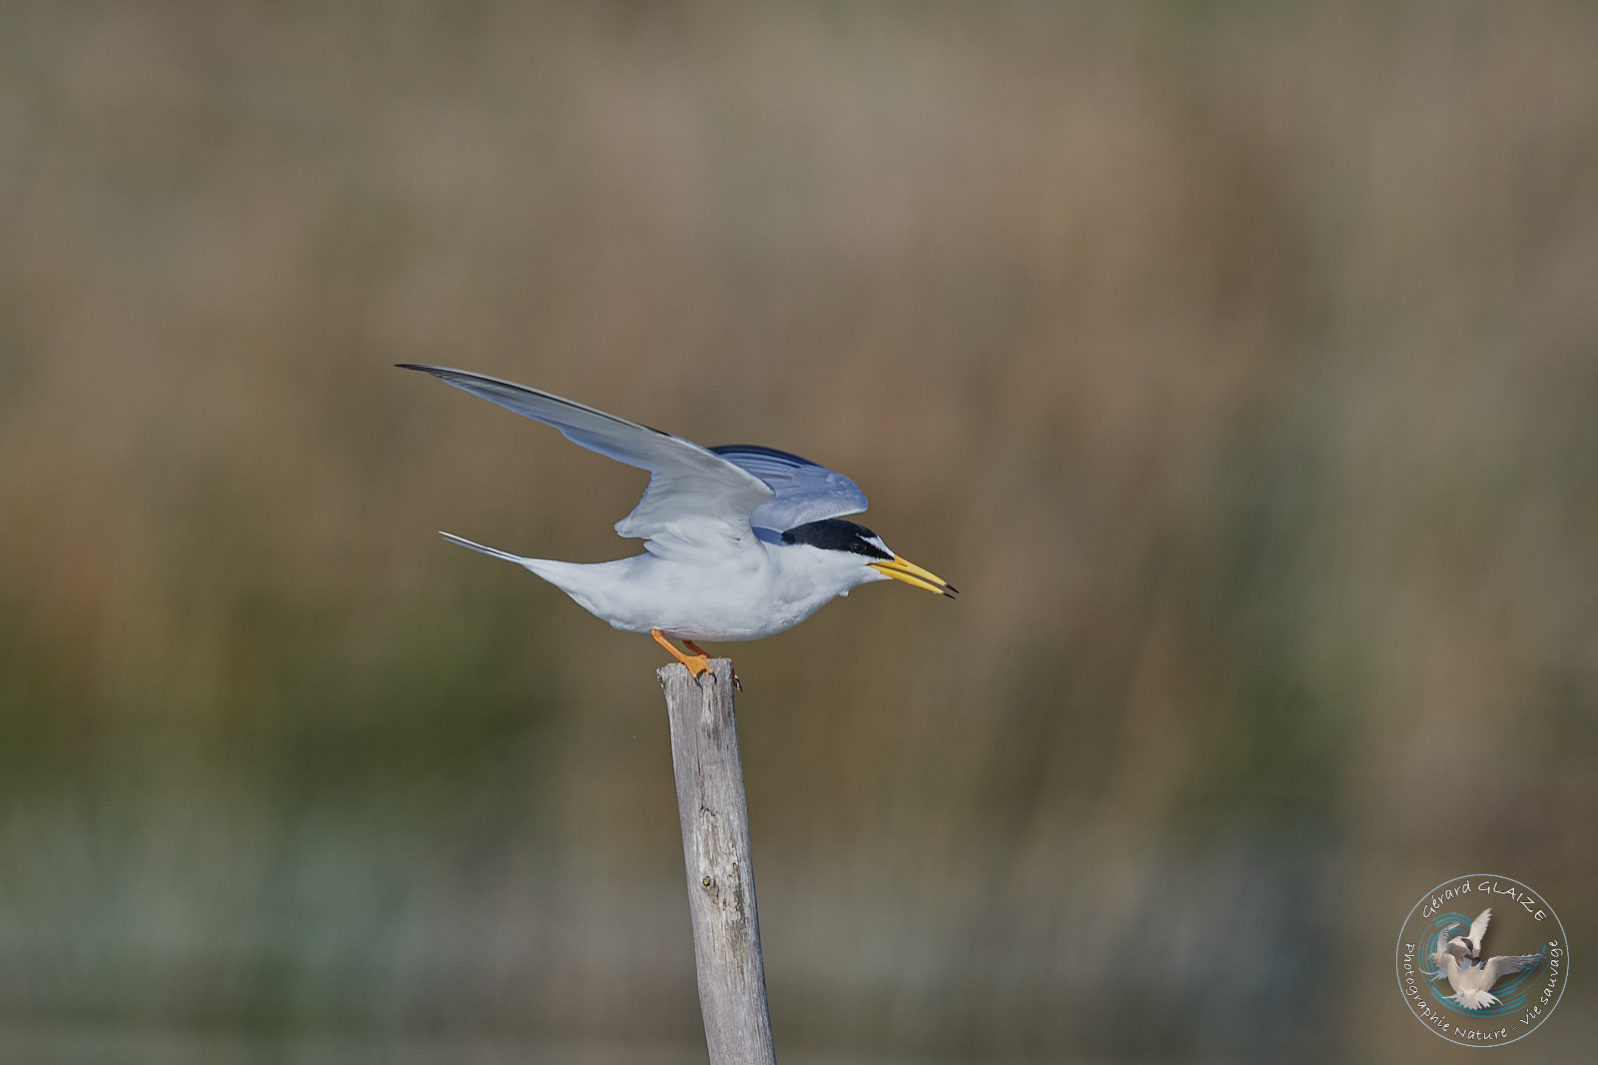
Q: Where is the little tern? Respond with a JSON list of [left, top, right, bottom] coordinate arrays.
[[400, 365, 955, 677]]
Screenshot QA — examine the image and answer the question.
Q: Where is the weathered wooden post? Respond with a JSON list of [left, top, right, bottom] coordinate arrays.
[[658, 659, 777, 1065]]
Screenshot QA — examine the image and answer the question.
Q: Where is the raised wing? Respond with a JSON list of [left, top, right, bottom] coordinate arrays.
[[710, 444, 868, 533], [1468, 909, 1493, 950], [401, 365, 772, 551]]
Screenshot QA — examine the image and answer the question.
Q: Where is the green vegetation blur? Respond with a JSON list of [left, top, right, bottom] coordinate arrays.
[[2, 3, 1594, 1062]]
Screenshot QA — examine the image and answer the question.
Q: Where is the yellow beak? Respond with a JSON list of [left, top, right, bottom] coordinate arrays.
[[869, 555, 958, 598]]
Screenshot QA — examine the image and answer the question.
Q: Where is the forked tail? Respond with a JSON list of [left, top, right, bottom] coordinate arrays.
[[436, 531, 616, 625], [438, 531, 528, 565], [1451, 989, 1499, 1010]]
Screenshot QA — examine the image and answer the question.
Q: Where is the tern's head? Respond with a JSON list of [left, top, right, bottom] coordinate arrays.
[[1445, 934, 1475, 961], [780, 519, 956, 598]]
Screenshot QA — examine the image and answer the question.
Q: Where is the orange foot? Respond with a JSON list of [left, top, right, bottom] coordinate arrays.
[[684, 640, 741, 690], [652, 629, 711, 680]]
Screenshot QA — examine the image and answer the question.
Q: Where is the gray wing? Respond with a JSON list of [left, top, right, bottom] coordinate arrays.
[[401, 365, 772, 550], [710, 444, 868, 533], [1483, 953, 1541, 983]]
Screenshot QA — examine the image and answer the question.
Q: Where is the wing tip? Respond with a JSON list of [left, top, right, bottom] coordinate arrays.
[[397, 362, 452, 378]]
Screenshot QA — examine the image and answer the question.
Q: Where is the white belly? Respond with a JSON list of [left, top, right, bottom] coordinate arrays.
[[522, 551, 841, 642]]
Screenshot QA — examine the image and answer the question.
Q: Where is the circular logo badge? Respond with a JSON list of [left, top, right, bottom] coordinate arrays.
[[1394, 874, 1568, 1046]]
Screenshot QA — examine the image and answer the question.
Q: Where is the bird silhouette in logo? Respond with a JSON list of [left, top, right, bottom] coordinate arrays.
[[1427, 908, 1542, 1009]]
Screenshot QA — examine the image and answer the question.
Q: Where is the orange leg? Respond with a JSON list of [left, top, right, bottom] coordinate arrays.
[[652, 629, 711, 679]]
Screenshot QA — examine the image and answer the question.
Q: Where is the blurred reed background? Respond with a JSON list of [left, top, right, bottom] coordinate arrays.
[[2, 2, 1595, 1062]]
